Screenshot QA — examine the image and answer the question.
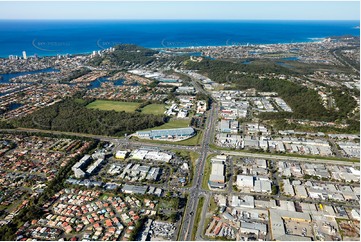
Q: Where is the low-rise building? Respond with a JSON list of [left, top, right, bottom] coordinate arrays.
[[115, 151, 129, 159], [240, 222, 267, 236], [135, 127, 195, 141], [231, 195, 254, 208], [196, 100, 207, 114], [236, 175, 272, 193], [208, 156, 227, 189], [269, 209, 312, 241], [122, 185, 148, 195]]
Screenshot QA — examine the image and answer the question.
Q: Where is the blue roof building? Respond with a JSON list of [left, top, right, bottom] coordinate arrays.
[[136, 127, 195, 140]]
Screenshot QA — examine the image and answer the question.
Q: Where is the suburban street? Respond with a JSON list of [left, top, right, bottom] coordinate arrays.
[[1, 73, 359, 241], [0, 5, 359, 241]]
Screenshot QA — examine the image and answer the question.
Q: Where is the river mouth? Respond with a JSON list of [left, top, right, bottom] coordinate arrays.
[[0, 68, 60, 84]]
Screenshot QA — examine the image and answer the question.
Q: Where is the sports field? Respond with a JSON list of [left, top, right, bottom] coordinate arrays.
[[86, 100, 140, 112], [142, 118, 190, 131], [140, 104, 166, 115]]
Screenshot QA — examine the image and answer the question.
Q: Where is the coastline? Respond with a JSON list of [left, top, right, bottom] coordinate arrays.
[[0, 36, 338, 59], [0, 19, 359, 58], [152, 37, 328, 51]]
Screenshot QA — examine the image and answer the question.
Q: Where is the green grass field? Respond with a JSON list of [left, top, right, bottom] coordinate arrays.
[[74, 98, 87, 104], [208, 196, 218, 213], [192, 197, 205, 241], [158, 198, 179, 211], [140, 104, 166, 115], [142, 118, 190, 131], [202, 155, 217, 190], [176, 131, 203, 146], [86, 100, 140, 112]]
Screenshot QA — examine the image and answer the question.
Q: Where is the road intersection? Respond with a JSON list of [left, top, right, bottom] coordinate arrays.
[[0, 76, 358, 241]]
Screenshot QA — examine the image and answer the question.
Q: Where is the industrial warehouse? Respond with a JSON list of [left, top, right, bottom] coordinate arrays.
[[135, 127, 195, 141], [208, 155, 227, 190]]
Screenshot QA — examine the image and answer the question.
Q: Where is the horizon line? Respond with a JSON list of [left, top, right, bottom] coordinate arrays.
[[0, 18, 360, 21]]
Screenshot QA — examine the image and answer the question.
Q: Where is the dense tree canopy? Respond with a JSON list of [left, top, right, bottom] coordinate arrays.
[[185, 58, 357, 124], [15, 98, 166, 136], [89, 44, 158, 67], [185, 58, 295, 77]]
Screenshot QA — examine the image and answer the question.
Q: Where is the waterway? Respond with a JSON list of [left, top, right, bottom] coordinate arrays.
[[8, 102, 22, 110], [0, 68, 60, 84]]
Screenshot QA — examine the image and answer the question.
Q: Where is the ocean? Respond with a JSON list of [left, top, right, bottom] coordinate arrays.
[[0, 20, 359, 57]]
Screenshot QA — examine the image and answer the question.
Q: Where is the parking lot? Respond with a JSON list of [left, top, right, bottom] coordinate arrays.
[[284, 219, 313, 238]]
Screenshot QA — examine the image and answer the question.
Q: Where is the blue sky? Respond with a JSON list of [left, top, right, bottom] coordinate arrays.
[[0, 1, 359, 20]]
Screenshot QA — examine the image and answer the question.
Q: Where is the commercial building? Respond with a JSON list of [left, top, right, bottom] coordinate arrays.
[[145, 151, 172, 162], [222, 212, 236, 221], [237, 175, 254, 189], [236, 175, 272, 194], [131, 149, 149, 160], [254, 180, 272, 193], [337, 141, 360, 158], [72, 155, 91, 170], [240, 222, 267, 236], [73, 169, 86, 179], [146, 167, 161, 180], [196, 100, 207, 114], [72, 155, 92, 179], [208, 155, 227, 189], [231, 195, 254, 208], [219, 120, 239, 133], [216, 133, 242, 149], [177, 110, 188, 118], [294, 185, 308, 199], [176, 86, 196, 94], [135, 127, 195, 141], [86, 158, 104, 175], [122, 185, 148, 195], [269, 209, 311, 241], [282, 179, 295, 196], [350, 209, 360, 221], [130, 149, 172, 162], [115, 151, 129, 159]]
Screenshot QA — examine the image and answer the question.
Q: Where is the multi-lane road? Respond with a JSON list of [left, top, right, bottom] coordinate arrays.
[[1, 111, 359, 241], [1, 74, 359, 241], [178, 101, 217, 241], [331, 49, 360, 74]]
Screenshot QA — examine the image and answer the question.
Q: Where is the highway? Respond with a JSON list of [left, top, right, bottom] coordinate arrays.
[[1, 72, 359, 241], [195, 192, 210, 241], [221, 151, 358, 166], [331, 49, 360, 74], [0, 128, 201, 153], [2, 119, 356, 170], [178, 101, 217, 241]]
